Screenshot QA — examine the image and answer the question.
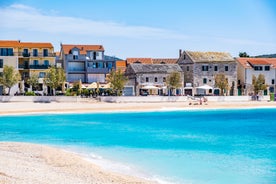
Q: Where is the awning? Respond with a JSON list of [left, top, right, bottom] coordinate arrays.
[[141, 85, 159, 89], [87, 82, 98, 89], [196, 84, 213, 90], [99, 83, 111, 89]]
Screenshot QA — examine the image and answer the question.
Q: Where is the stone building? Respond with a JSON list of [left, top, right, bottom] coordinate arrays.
[[125, 63, 183, 96], [178, 50, 237, 96]]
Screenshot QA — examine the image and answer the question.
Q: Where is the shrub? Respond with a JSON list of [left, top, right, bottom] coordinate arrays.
[[25, 91, 36, 96]]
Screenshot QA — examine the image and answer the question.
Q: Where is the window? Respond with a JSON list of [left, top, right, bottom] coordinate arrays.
[[93, 52, 97, 60], [33, 60, 39, 65], [214, 66, 218, 71], [72, 50, 78, 60], [225, 66, 228, 71], [107, 62, 113, 69], [254, 66, 263, 71], [272, 79, 275, 85], [202, 65, 209, 71], [187, 66, 189, 71], [265, 66, 270, 71], [23, 49, 29, 57], [146, 77, 149, 82], [0, 48, 13, 56], [183, 55, 186, 60], [44, 60, 49, 66], [163, 77, 166, 82], [203, 78, 207, 84], [39, 72, 46, 78], [98, 62, 103, 68], [0, 59, 3, 68], [155, 77, 158, 82], [33, 49, 38, 56], [43, 49, 48, 57]]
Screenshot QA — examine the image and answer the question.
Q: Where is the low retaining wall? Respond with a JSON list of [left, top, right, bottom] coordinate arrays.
[[0, 96, 98, 103], [0, 95, 270, 103], [99, 95, 270, 103], [99, 96, 188, 103]]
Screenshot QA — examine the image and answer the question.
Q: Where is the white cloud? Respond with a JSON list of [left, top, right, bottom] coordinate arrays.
[[0, 3, 188, 40]]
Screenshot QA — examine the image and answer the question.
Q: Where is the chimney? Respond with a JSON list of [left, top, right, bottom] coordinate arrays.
[[179, 49, 182, 58]]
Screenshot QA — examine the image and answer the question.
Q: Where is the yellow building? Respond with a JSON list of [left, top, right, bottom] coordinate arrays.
[[0, 40, 55, 95]]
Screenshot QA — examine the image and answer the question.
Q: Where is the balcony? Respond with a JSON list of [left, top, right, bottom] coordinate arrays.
[[87, 67, 109, 74], [22, 53, 30, 57], [16, 52, 56, 57], [29, 65, 50, 69], [18, 64, 29, 70]]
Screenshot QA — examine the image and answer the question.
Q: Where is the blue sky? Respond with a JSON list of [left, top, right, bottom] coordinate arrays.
[[0, 0, 275, 59]]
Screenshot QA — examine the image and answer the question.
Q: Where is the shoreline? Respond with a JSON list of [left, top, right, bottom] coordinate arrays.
[[1, 101, 275, 184], [0, 100, 275, 116], [0, 142, 157, 184]]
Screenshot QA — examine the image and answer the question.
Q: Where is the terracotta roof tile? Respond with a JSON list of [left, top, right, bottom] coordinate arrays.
[[62, 44, 104, 55], [20, 42, 53, 48], [0, 40, 53, 48], [116, 60, 127, 67], [126, 58, 153, 64], [236, 58, 252, 69], [236, 58, 276, 69]]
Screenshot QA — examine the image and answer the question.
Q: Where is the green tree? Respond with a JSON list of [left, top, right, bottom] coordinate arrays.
[[167, 71, 182, 95], [0, 65, 20, 95], [107, 69, 128, 96], [252, 74, 267, 94], [239, 52, 250, 57], [27, 74, 39, 91], [44, 67, 66, 95], [215, 73, 229, 96]]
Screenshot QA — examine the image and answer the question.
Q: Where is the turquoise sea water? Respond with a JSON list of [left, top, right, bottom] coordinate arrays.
[[0, 108, 275, 184]]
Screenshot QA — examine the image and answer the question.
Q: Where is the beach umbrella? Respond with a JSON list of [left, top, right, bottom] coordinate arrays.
[[87, 82, 98, 89]]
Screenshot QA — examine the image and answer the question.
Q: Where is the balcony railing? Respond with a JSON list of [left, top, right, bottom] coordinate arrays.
[[14, 52, 56, 57], [18, 64, 29, 69], [87, 67, 109, 74], [29, 65, 50, 69]]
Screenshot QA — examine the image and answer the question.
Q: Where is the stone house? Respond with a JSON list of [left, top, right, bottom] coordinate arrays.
[[125, 63, 183, 96], [178, 50, 237, 96], [236, 57, 276, 95]]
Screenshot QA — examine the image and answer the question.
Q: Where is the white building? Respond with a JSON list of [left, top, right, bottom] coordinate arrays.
[[236, 58, 276, 95]]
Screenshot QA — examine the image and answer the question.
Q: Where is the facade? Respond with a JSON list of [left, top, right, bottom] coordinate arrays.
[[178, 50, 237, 96], [125, 63, 183, 96], [60, 44, 116, 83], [236, 58, 276, 95], [0, 40, 55, 95]]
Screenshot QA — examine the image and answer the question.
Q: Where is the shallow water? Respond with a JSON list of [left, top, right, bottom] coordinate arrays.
[[0, 109, 275, 183]]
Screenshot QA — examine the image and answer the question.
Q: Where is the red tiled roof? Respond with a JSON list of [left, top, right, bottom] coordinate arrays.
[[126, 58, 153, 64], [20, 42, 53, 48], [0, 40, 21, 47], [116, 60, 127, 67], [236, 58, 276, 69], [152, 58, 178, 64], [236, 58, 252, 69], [62, 44, 104, 55], [0, 40, 53, 48]]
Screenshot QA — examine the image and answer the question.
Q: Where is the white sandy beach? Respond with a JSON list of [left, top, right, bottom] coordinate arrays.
[[0, 142, 156, 184], [0, 100, 275, 115], [0, 100, 275, 184]]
